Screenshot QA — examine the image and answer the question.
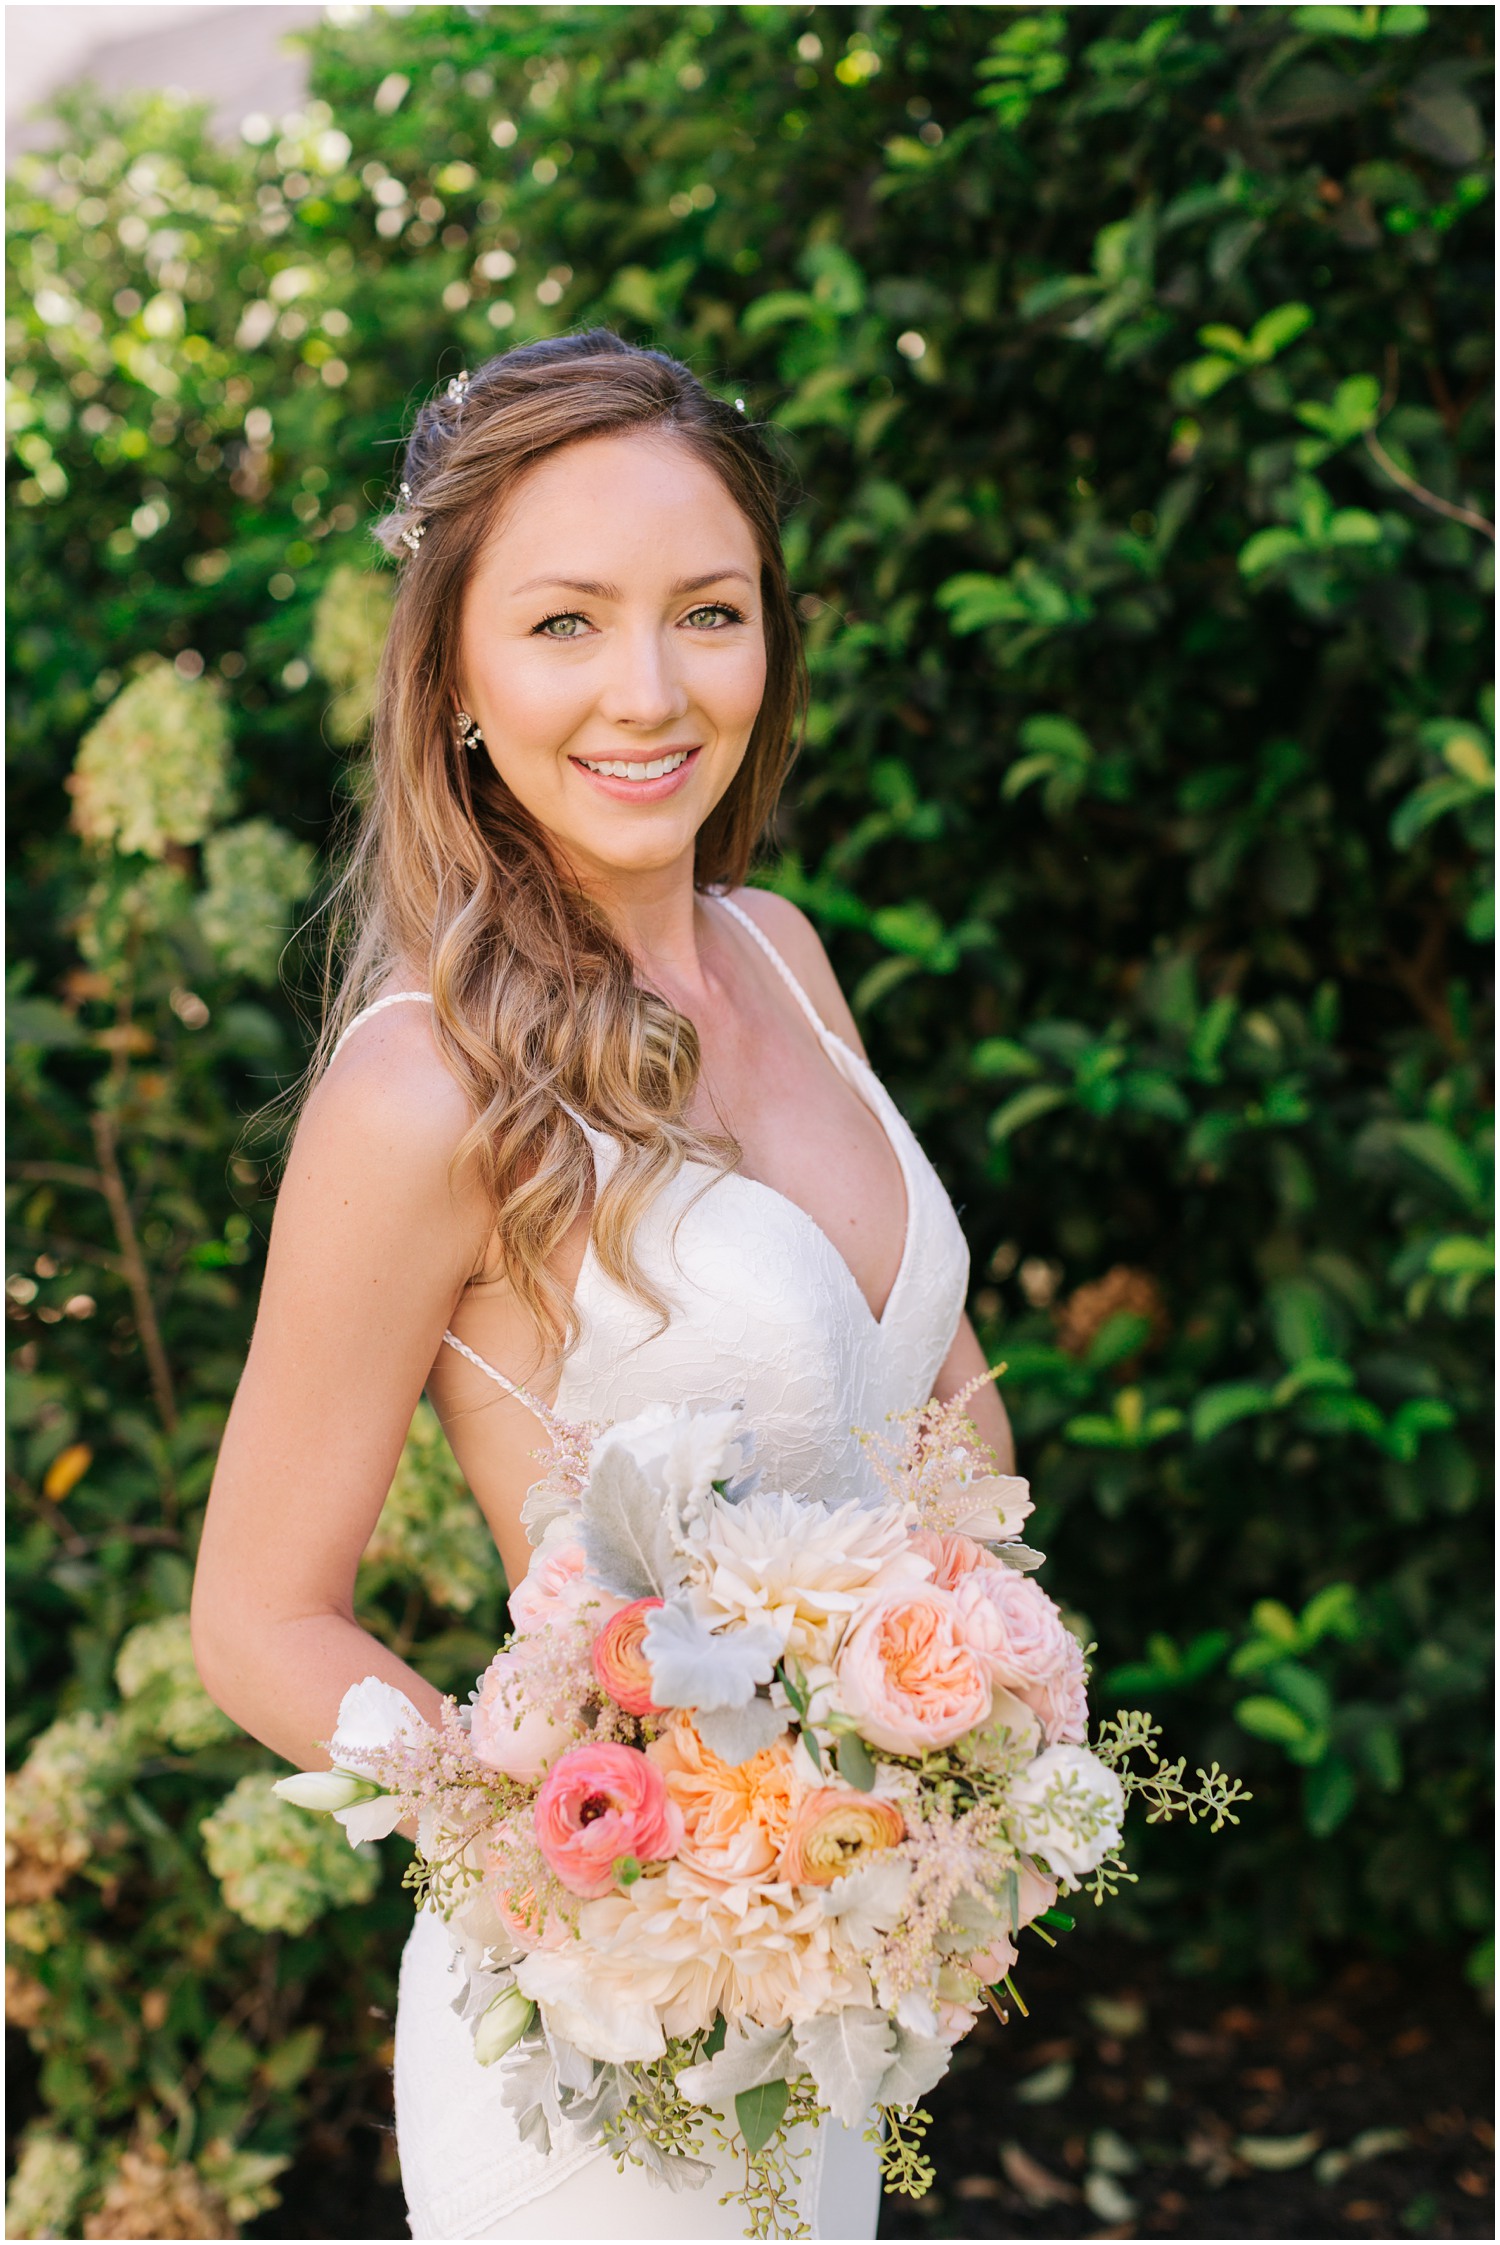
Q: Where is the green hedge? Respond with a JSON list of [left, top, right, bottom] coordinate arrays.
[[6, 6, 1492, 2233]]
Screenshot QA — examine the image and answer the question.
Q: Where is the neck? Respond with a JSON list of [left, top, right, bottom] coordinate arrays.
[[566, 846, 715, 1003]]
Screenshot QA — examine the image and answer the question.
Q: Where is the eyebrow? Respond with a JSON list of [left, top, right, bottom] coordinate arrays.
[[508, 568, 754, 600]]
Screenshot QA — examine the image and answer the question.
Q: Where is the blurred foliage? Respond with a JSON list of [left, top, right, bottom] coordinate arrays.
[[5, 3, 1492, 2231]]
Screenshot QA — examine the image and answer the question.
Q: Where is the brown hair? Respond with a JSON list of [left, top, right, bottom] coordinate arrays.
[[315, 330, 806, 1368]]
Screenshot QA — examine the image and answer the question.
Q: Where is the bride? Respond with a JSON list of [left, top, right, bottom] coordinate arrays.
[[192, 329, 1013, 2240]]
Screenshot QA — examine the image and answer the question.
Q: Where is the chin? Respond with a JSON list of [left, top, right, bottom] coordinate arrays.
[[565, 816, 704, 881]]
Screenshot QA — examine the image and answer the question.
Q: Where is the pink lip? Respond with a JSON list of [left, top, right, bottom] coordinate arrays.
[[568, 745, 703, 804]]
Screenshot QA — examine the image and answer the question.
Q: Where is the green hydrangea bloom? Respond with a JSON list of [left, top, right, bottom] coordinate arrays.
[[4, 2128, 89, 2242], [310, 564, 393, 744], [195, 818, 317, 986], [114, 1614, 238, 1752], [200, 1774, 380, 1935], [362, 1401, 497, 1614], [69, 662, 232, 858], [76, 863, 195, 970]]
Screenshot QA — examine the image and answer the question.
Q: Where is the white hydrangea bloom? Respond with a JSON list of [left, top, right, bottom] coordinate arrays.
[[4, 2128, 88, 2242], [310, 563, 393, 743], [195, 818, 316, 986], [69, 662, 232, 858]]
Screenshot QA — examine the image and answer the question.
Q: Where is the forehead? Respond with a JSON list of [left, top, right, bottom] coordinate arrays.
[[476, 430, 758, 585]]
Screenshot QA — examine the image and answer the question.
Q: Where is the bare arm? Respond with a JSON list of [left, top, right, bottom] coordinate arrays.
[[191, 1010, 496, 1771], [931, 1309, 1016, 1474]]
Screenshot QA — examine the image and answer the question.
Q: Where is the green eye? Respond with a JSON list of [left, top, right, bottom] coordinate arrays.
[[536, 612, 588, 638], [684, 603, 745, 628]]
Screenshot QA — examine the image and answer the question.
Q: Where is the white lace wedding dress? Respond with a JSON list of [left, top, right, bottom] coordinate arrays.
[[341, 896, 970, 2239]]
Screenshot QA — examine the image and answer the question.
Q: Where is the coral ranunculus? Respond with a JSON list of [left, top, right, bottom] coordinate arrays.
[[781, 1787, 905, 1886], [592, 1598, 665, 1716], [533, 1743, 684, 1898], [836, 1587, 992, 1754]]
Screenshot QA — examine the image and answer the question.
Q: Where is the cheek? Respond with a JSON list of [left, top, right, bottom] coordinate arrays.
[[691, 640, 769, 748], [479, 655, 592, 749]]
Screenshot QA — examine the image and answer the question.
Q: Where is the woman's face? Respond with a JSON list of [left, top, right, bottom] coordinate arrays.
[[456, 430, 767, 888]]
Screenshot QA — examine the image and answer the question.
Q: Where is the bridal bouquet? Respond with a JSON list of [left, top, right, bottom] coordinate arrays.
[[278, 1384, 1246, 2237]]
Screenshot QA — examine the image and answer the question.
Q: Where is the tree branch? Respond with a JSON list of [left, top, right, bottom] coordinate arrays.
[[90, 1107, 180, 1448]]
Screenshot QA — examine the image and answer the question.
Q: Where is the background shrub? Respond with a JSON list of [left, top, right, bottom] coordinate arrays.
[[6, 6, 1491, 2232]]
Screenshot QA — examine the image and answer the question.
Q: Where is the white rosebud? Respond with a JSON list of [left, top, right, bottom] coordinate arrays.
[[473, 1984, 536, 2065], [272, 1769, 381, 1814], [1008, 1745, 1125, 1887]]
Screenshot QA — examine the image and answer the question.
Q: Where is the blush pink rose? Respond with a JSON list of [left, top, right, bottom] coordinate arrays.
[[969, 1861, 1060, 1986], [533, 1742, 684, 1898], [1019, 1628, 1090, 1745], [836, 1587, 992, 1755], [508, 1541, 620, 1636], [469, 1650, 573, 1781], [909, 1528, 992, 1592], [950, 1567, 1074, 1692], [592, 1598, 665, 1716]]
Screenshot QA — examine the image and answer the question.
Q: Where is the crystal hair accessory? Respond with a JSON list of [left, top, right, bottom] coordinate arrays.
[[455, 710, 485, 754], [397, 481, 425, 555], [446, 369, 471, 404]]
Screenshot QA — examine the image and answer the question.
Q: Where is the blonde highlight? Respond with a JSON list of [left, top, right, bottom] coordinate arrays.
[[311, 332, 806, 1368]]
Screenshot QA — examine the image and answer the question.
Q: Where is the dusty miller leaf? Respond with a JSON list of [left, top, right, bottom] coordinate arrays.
[[677, 2019, 794, 2105], [819, 1857, 913, 1950], [791, 2006, 896, 2127], [578, 1446, 679, 1599], [693, 1694, 791, 1765], [642, 1599, 781, 1711], [879, 2023, 953, 2109]]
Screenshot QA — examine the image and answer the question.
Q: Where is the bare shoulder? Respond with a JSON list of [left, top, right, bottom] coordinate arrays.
[[288, 997, 480, 1216], [724, 885, 867, 1058]]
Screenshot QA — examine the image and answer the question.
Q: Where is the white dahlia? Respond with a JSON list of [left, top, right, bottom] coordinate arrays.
[[684, 1490, 932, 1667], [513, 1860, 870, 2062]]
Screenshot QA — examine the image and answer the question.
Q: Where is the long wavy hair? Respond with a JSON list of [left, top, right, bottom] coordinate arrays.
[[313, 331, 807, 1367]]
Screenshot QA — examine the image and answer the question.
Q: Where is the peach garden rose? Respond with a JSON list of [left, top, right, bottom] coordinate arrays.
[[647, 1716, 797, 1881], [835, 1585, 992, 1754]]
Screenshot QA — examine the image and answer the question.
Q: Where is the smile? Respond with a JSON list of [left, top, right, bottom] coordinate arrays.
[[575, 750, 693, 782]]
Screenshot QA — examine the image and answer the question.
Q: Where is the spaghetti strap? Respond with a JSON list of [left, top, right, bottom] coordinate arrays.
[[329, 989, 434, 1064], [439, 1328, 557, 1432], [712, 893, 837, 1046]]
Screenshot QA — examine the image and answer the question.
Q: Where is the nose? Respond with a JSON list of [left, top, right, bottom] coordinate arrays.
[[595, 621, 691, 734]]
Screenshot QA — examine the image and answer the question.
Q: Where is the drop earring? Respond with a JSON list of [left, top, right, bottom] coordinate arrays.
[[455, 710, 485, 754]]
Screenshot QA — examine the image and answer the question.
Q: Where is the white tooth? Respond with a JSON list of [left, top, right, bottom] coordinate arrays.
[[644, 759, 665, 779]]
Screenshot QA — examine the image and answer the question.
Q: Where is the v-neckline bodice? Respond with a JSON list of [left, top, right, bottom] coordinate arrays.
[[576, 1019, 917, 1337], [581, 894, 914, 1334]]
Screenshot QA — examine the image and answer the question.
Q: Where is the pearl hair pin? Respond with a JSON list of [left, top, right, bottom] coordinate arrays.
[[396, 373, 470, 553], [397, 481, 425, 554]]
